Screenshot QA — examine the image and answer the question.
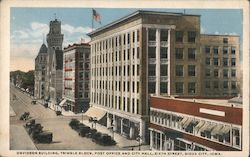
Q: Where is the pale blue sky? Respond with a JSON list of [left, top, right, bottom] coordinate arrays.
[[10, 8, 242, 71]]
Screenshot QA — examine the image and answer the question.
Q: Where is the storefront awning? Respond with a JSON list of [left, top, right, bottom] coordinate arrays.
[[180, 117, 188, 125], [194, 120, 205, 130], [211, 124, 223, 136], [218, 125, 230, 135], [199, 122, 210, 132], [59, 99, 67, 106], [204, 123, 216, 132], [84, 106, 106, 121], [183, 118, 193, 129]]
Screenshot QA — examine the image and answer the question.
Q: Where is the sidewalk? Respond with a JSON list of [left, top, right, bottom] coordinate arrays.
[[81, 119, 150, 150], [10, 105, 16, 117]]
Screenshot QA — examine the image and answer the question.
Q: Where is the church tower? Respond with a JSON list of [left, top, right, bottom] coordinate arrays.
[[46, 17, 63, 50]]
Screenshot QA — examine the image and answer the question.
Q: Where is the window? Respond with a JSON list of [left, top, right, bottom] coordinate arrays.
[[132, 31, 135, 43], [188, 82, 196, 94], [175, 48, 183, 59], [188, 48, 196, 60], [205, 81, 210, 89], [188, 31, 196, 43], [214, 47, 219, 55], [223, 81, 228, 89], [231, 58, 236, 66], [188, 65, 196, 76], [160, 65, 168, 76], [223, 69, 228, 78], [205, 58, 210, 65], [176, 65, 183, 76], [223, 47, 228, 54], [231, 81, 237, 90], [223, 58, 228, 66], [214, 81, 219, 89], [205, 69, 210, 77], [223, 38, 228, 44], [137, 47, 140, 59], [148, 29, 156, 41], [175, 82, 183, 94], [231, 69, 236, 77], [137, 30, 140, 42], [160, 47, 168, 58], [160, 30, 168, 41], [175, 31, 183, 42], [233, 128, 240, 147], [148, 64, 156, 76], [205, 46, 210, 54], [160, 82, 168, 94], [214, 69, 219, 77], [148, 47, 156, 58], [231, 47, 236, 55], [148, 82, 155, 93], [214, 58, 219, 66], [128, 33, 130, 44]]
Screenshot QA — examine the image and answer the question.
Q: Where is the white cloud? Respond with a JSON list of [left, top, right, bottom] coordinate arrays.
[[61, 24, 92, 34]]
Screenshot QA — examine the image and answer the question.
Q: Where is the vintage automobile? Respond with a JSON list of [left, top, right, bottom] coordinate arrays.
[[69, 119, 80, 130], [34, 132, 53, 143], [20, 112, 30, 121], [78, 125, 91, 137]]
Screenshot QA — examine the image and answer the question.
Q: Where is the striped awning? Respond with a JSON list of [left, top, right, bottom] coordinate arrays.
[[59, 99, 67, 106], [218, 125, 230, 135], [84, 106, 106, 121], [183, 118, 193, 129], [199, 122, 210, 132], [194, 120, 205, 130], [204, 123, 216, 132], [180, 117, 188, 125], [211, 124, 223, 136]]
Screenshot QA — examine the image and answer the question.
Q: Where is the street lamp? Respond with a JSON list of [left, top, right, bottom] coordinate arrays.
[[93, 117, 97, 129], [82, 110, 84, 123]]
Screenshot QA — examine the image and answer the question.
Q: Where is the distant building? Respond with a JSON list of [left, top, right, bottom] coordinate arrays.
[[62, 43, 90, 113], [34, 43, 47, 99], [200, 35, 240, 97], [149, 95, 242, 151], [44, 18, 64, 109]]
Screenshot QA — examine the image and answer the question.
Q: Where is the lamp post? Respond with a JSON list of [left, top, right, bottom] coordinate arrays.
[[82, 110, 84, 123], [93, 117, 97, 129]]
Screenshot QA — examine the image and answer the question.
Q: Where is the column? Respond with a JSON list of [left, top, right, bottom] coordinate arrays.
[[107, 113, 111, 128], [113, 114, 117, 131], [120, 118, 124, 135], [140, 119, 146, 144], [150, 130, 153, 150], [155, 29, 160, 96], [160, 132, 163, 151], [167, 29, 171, 95]]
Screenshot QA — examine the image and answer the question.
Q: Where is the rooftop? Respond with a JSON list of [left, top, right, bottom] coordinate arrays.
[[63, 43, 90, 51], [88, 10, 200, 36], [152, 95, 242, 108]]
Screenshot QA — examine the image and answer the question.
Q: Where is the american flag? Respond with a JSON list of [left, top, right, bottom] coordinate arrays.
[[92, 9, 101, 24]]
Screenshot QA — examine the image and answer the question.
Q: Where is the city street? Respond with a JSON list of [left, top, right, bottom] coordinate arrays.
[[10, 84, 120, 150]]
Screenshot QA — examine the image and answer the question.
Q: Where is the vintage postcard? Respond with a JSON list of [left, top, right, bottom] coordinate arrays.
[[0, 0, 249, 157]]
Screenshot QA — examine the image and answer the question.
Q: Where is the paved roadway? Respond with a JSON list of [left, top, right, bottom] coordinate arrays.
[[10, 85, 120, 150]]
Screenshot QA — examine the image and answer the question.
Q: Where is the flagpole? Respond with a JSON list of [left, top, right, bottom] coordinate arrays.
[[92, 9, 94, 31]]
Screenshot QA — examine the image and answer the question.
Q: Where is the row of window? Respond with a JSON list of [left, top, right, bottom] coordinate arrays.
[[91, 92, 140, 114], [175, 31, 196, 43], [205, 46, 236, 55], [175, 82, 196, 94], [92, 29, 140, 52], [205, 69, 236, 78], [91, 80, 139, 93], [174, 48, 197, 60], [205, 81, 237, 90], [205, 57, 236, 67], [92, 47, 140, 65], [148, 82, 168, 94], [175, 65, 196, 77], [148, 29, 169, 42], [148, 64, 168, 76]]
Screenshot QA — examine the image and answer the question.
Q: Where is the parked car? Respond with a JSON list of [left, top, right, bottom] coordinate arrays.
[[86, 128, 97, 138], [20, 112, 30, 120], [69, 119, 80, 130], [31, 100, 36, 104], [78, 126, 90, 137], [35, 132, 53, 143], [56, 111, 61, 116]]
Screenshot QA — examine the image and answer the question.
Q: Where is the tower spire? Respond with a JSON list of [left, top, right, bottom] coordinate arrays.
[[43, 33, 45, 44], [54, 13, 57, 20]]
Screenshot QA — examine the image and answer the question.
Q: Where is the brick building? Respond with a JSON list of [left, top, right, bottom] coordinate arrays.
[[62, 43, 90, 113], [149, 95, 242, 151]]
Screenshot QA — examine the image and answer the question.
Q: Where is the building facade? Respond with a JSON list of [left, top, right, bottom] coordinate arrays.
[[62, 43, 90, 113], [200, 35, 241, 97], [149, 96, 242, 151], [44, 18, 64, 109], [87, 10, 206, 143], [34, 43, 48, 99]]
